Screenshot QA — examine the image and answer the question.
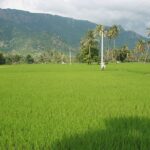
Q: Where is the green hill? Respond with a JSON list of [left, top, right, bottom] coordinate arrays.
[[0, 8, 147, 53]]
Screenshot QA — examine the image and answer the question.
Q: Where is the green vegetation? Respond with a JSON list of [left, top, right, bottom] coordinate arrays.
[[79, 30, 98, 64], [78, 25, 150, 64], [0, 51, 76, 65], [0, 53, 5, 64], [0, 7, 150, 150], [0, 63, 150, 149]]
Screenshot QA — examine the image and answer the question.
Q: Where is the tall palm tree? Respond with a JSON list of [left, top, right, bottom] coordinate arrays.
[[83, 30, 95, 64], [145, 40, 150, 62], [106, 28, 113, 50], [147, 28, 150, 51], [136, 39, 146, 62], [147, 41, 150, 51], [94, 25, 106, 70], [111, 25, 119, 49], [69, 47, 72, 64], [145, 28, 150, 62], [87, 30, 94, 64], [136, 40, 146, 53], [106, 28, 113, 61]]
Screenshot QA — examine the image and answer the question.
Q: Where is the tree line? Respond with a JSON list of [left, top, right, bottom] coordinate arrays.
[[77, 25, 150, 64], [0, 51, 74, 65], [0, 26, 150, 65]]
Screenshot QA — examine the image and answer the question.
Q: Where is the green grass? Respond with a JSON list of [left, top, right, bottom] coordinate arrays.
[[0, 63, 150, 149]]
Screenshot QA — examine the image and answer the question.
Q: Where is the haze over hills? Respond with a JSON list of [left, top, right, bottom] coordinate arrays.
[[0, 8, 147, 54]]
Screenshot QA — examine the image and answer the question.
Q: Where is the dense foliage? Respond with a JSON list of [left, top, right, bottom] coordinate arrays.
[[78, 24, 150, 64], [79, 30, 98, 63], [0, 51, 75, 65], [0, 53, 5, 64]]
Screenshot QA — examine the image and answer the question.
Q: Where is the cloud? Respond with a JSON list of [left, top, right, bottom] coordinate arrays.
[[0, 0, 150, 36]]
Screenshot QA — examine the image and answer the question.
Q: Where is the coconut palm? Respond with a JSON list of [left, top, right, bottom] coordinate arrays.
[[80, 30, 97, 64], [147, 41, 150, 51], [145, 40, 150, 62], [106, 28, 114, 61], [111, 25, 119, 49], [86, 30, 95, 64], [106, 28, 113, 50], [69, 47, 72, 64], [147, 28, 150, 51], [136, 40, 146, 53], [136, 39, 146, 62]]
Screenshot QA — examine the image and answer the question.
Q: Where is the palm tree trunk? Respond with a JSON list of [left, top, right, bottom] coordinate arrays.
[[107, 38, 109, 51], [69, 49, 72, 64], [88, 44, 91, 64], [113, 39, 116, 49], [101, 31, 105, 70], [145, 45, 149, 63], [106, 38, 109, 62]]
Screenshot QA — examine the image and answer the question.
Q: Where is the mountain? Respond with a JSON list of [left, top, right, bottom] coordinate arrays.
[[0, 8, 147, 54]]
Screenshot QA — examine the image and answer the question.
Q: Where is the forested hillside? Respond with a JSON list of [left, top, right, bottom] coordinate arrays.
[[0, 9, 147, 53]]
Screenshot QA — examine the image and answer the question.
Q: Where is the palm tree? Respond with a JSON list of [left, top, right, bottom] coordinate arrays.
[[145, 41, 150, 62], [145, 28, 150, 62], [147, 28, 150, 51], [136, 40, 146, 52], [111, 25, 119, 49], [69, 47, 72, 64], [106, 29, 113, 50], [136, 39, 146, 62], [94, 25, 106, 70], [81, 30, 96, 64], [147, 41, 150, 51], [106, 28, 113, 61], [86, 30, 95, 64]]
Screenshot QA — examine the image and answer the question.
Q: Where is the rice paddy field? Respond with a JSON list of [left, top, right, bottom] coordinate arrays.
[[0, 63, 150, 150]]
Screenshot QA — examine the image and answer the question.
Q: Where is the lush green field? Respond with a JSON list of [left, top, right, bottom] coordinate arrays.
[[0, 63, 150, 149]]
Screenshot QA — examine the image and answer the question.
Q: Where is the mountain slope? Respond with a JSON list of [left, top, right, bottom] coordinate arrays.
[[0, 9, 147, 53]]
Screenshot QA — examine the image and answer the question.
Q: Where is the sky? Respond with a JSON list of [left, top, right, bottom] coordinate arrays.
[[0, 0, 150, 36]]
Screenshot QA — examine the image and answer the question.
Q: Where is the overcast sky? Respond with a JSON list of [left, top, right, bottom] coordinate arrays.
[[0, 0, 150, 36]]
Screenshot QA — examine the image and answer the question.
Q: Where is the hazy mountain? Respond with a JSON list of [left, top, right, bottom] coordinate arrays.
[[0, 9, 147, 53]]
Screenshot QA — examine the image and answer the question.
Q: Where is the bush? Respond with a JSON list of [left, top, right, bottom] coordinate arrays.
[[0, 53, 5, 65], [26, 55, 34, 64]]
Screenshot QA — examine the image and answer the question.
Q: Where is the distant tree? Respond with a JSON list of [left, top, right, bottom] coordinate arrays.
[[0, 53, 5, 65], [39, 53, 50, 63], [116, 46, 129, 62], [5, 55, 12, 64], [80, 30, 98, 64], [106, 27, 113, 50], [106, 29, 113, 61], [136, 40, 146, 52], [12, 54, 22, 64], [111, 25, 119, 49], [105, 25, 119, 61], [144, 40, 150, 62], [54, 52, 62, 63], [26, 54, 34, 64], [4, 53, 23, 64], [86, 30, 96, 64], [136, 40, 146, 62], [143, 28, 150, 62], [147, 40, 150, 51]]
